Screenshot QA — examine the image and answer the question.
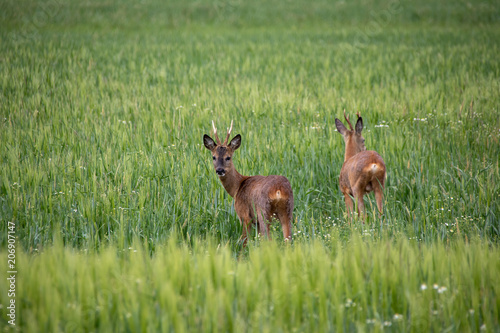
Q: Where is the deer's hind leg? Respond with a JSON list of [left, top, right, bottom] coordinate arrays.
[[372, 180, 384, 217], [259, 215, 271, 240], [276, 199, 293, 242], [343, 192, 354, 218], [277, 212, 292, 242], [352, 186, 366, 221]]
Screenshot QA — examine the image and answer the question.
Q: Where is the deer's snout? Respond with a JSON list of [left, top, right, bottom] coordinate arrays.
[[216, 168, 225, 176]]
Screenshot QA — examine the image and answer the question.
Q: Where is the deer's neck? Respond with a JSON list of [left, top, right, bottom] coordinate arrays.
[[344, 142, 361, 162], [219, 168, 247, 198]]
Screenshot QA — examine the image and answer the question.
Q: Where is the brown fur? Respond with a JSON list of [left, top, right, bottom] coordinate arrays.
[[335, 113, 386, 220], [204, 130, 294, 246]]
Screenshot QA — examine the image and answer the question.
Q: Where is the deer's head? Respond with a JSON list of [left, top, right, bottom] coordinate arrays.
[[335, 111, 366, 160], [203, 121, 241, 177]]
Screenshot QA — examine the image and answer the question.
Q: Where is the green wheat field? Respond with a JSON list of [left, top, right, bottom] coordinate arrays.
[[1, 0, 500, 331]]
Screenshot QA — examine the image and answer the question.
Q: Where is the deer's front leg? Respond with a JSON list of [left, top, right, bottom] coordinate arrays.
[[235, 203, 253, 247], [239, 217, 252, 247]]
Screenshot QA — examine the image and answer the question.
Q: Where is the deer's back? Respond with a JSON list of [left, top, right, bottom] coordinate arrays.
[[234, 175, 293, 218], [339, 150, 386, 194]]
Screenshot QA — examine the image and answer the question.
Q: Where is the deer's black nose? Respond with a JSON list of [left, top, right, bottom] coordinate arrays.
[[216, 168, 225, 176]]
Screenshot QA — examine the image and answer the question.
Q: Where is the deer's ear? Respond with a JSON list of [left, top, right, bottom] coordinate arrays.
[[335, 118, 347, 135], [355, 117, 363, 134], [228, 134, 241, 151], [203, 134, 217, 151]]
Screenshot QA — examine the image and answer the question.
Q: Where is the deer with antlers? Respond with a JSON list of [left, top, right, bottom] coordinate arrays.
[[203, 121, 294, 246], [335, 111, 386, 220]]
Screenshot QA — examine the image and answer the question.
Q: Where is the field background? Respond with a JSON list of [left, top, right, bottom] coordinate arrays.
[[1, 0, 500, 331]]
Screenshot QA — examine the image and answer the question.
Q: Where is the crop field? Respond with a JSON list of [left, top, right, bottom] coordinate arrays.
[[1, 0, 500, 331]]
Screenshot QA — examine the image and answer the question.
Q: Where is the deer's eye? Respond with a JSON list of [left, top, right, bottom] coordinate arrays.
[[225, 157, 231, 161], [212, 156, 216, 160]]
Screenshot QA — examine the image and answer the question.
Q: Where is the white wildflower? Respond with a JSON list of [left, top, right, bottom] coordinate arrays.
[[438, 286, 447, 294]]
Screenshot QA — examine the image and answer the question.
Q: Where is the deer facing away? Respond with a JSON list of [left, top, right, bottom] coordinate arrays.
[[335, 112, 386, 220], [203, 121, 294, 246]]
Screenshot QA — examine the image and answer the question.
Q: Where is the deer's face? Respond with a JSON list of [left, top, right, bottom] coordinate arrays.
[[203, 134, 241, 177], [211, 146, 234, 177]]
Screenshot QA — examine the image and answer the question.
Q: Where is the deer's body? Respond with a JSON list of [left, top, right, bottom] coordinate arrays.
[[335, 113, 386, 219], [204, 122, 293, 245]]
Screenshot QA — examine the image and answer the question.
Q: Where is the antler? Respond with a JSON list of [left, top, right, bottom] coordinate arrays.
[[212, 120, 222, 145], [223, 120, 234, 145], [343, 109, 354, 131], [356, 111, 361, 119], [211, 120, 234, 145]]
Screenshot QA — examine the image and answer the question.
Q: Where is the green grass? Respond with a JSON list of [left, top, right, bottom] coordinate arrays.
[[1, 235, 499, 332], [1, 0, 500, 331], [1, 24, 499, 250]]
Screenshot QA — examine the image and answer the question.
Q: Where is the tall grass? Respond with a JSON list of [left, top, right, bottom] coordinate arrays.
[[1, 235, 499, 332], [3, 0, 500, 29], [1, 22, 498, 250]]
